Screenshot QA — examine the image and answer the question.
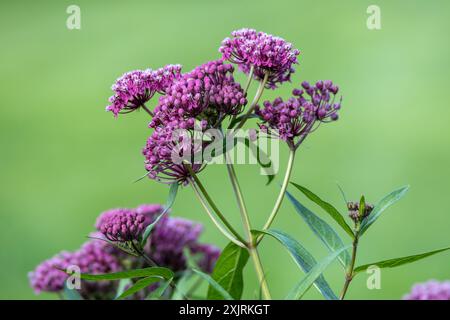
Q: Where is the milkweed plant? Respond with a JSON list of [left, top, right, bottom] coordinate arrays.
[[29, 28, 450, 300]]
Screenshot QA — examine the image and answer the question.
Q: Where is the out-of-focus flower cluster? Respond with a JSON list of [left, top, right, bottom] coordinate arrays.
[[29, 204, 220, 299], [403, 280, 450, 300], [28, 237, 121, 299], [256, 80, 342, 149], [220, 28, 300, 89]]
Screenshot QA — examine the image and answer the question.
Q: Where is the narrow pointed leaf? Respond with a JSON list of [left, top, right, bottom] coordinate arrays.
[[290, 183, 354, 238], [286, 246, 351, 300], [286, 190, 351, 268], [64, 267, 174, 281], [359, 185, 409, 235], [115, 279, 131, 299], [170, 271, 192, 300], [207, 242, 249, 300], [354, 247, 450, 274], [255, 229, 338, 300], [359, 196, 366, 220], [141, 183, 178, 246], [147, 280, 172, 299], [116, 276, 166, 300], [336, 183, 349, 205], [193, 269, 233, 300]]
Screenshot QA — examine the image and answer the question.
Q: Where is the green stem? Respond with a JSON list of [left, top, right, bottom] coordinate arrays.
[[235, 72, 269, 130], [225, 157, 272, 299], [340, 235, 359, 300], [141, 104, 154, 117], [188, 177, 246, 248], [225, 158, 252, 243], [243, 65, 254, 95], [249, 246, 272, 300], [258, 149, 296, 243]]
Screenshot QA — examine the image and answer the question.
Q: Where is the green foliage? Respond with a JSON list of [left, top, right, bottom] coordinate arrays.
[[359, 186, 409, 235], [354, 247, 450, 274], [141, 183, 178, 246], [116, 276, 164, 300], [286, 246, 351, 300], [286, 188, 351, 268], [66, 266, 174, 281], [290, 183, 354, 238], [256, 229, 338, 300], [207, 242, 249, 300], [193, 269, 234, 300]]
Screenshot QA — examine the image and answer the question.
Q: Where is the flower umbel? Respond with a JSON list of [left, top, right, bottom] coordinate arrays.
[[256, 80, 342, 149], [220, 28, 300, 89], [106, 65, 182, 117], [97, 208, 146, 242], [150, 60, 247, 130], [142, 126, 204, 184]]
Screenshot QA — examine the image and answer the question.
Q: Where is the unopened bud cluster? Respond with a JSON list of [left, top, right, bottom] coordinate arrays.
[[347, 201, 374, 223]]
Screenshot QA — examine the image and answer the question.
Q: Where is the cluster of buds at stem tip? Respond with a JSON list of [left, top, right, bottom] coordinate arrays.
[[347, 201, 374, 224]]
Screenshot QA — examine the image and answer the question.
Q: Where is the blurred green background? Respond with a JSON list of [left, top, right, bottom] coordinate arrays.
[[1, 0, 449, 300]]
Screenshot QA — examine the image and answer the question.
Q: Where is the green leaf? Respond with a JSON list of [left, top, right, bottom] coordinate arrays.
[[63, 282, 82, 300], [206, 242, 249, 300], [359, 196, 365, 220], [336, 182, 349, 205], [354, 246, 450, 274], [193, 269, 233, 300], [141, 183, 178, 246], [115, 279, 131, 299], [242, 138, 275, 185], [65, 267, 174, 281], [116, 276, 166, 300], [359, 185, 409, 235], [170, 271, 192, 300], [286, 190, 351, 268], [290, 183, 354, 238], [147, 279, 172, 299], [256, 229, 338, 300], [286, 245, 351, 300]]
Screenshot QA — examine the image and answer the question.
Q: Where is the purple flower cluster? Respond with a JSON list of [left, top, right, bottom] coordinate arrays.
[[28, 239, 121, 299], [403, 280, 450, 300], [189, 243, 221, 273], [30, 204, 221, 298], [147, 217, 203, 271], [150, 60, 247, 130], [220, 28, 300, 88], [98, 208, 146, 242], [106, 65, 182, 117], [140, 60, 247, 184], [142, 125, 204, 184], [256, 80, 342, 148]]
